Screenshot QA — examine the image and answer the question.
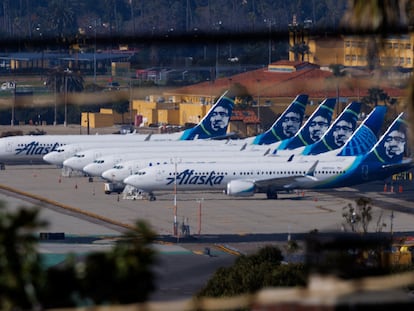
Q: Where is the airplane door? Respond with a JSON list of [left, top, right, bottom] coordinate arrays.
[[155, 169, 164, 182], [361, 165, 369, 180], [6, 141, 13, 153]]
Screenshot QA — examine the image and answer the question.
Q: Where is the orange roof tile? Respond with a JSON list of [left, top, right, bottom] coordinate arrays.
[[166, 60, 406, 100]]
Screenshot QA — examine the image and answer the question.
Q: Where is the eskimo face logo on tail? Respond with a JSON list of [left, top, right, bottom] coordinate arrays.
[[281, 111, 301, 138], [209, 106, 230, 131], [15, 141, 60, 156], [383, 130, 406, 159], [166, 169, 225, 186]]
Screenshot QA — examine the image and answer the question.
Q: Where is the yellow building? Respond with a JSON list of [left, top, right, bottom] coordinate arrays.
[[289, 22, 414, 71]]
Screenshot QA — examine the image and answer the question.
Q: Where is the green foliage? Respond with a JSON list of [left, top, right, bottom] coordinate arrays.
[[112, 100, 130, 123], [0, 201, 47, 311], [0, 202, 158, 309], [197, 245, 307, 297]]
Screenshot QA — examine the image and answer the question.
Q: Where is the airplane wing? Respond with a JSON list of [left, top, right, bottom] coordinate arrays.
[[253, 161, 319, 191]]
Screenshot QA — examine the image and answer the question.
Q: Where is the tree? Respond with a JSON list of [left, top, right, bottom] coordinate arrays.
[[289, 42, 310, 62], [361, 87, 398, 117], [0, 201, 47, 311], [197, 245, 307, 297], [0, 201, 158, 309], [342, 197, 386, 234], [113, 100, 130, 124]]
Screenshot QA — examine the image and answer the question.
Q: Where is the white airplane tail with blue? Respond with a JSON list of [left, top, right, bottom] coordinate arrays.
[[251, 94, 308, 145], [164, 90, 235, 140]]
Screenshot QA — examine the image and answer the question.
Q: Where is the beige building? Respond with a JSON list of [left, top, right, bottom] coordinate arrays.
[[289, 24, 414, 71]]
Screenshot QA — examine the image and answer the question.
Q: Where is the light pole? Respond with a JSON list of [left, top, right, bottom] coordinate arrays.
[[11, 82, 16, 126], [197, 198, 204, 236], [172, 158, 181, 237], [54, 75, 57, 126], [256, 79, 261, 133], [93, 21, 97, 84], [89, 19, 98, 83], [63, 68, 71, 127], [264, 18, 274, 65]]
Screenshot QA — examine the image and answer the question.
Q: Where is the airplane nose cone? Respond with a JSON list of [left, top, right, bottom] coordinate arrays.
[[43, 153, 54, 163], [43, 152, 60, 165], [83, 163, 95, 175], [123, 175, 137, 187], [62, 158, 77, 169], [101, 170, 112, 180]]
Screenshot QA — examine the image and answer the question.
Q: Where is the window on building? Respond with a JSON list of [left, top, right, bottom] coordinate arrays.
[[405, 43, 411, 49], [393, 43, 399, 49], [400, 57, 404, 64], [407, 58, 411, 64], [345, 41, 350, 47]]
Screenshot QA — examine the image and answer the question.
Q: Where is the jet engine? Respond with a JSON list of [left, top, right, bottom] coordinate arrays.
[[226, 180, 255, 197]]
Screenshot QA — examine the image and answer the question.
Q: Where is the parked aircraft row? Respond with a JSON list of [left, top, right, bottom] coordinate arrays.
[[0, 89, 411, 200], [122, 112, 411, 199], [49, 95, 411, 200], [80, 100, 366, 179], [100, 103, 384, 185]]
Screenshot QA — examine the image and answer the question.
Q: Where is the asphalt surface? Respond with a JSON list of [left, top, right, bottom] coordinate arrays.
[[1, 164, 414, 302]]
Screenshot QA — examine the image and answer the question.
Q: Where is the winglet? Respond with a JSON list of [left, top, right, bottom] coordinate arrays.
[[144, 133, 152, 141], [305, 160, 319, 177]]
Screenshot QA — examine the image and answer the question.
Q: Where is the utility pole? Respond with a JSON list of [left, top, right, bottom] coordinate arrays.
[[11, 82, 16, 126], [197, 198, 204, 236]]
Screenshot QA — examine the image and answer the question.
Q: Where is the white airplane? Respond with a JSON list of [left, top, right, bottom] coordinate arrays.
[[65, 141, 271, 172], [43, 93, 310, 167], [85, 146, 274, 178], [0, 90, 235, 166], [123, 112, 409, 200]]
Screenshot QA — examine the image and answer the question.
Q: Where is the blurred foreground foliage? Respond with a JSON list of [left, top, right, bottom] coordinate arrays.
[[0, 201, 157, 310]]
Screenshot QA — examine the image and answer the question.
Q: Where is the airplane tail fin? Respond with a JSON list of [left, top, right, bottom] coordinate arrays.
[[336, 105, 387, 156], [363, 112, 408, 165], [178, 90, 235, 140], [252, 94, 308, 145], [302, 101, 361, 155], [277, 97, 337, 150]]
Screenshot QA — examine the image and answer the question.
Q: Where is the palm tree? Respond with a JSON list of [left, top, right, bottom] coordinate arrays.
[[289, 42, 310, 62]]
